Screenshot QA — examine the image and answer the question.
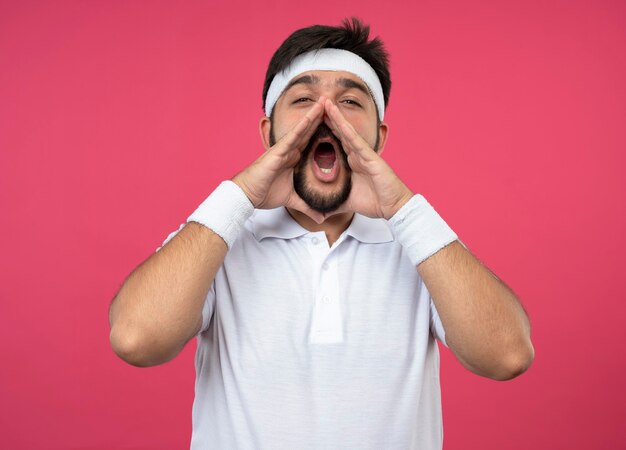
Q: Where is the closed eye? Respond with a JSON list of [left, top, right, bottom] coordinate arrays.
[[293, 97, 312, 104], [341, 99, 362, 107]]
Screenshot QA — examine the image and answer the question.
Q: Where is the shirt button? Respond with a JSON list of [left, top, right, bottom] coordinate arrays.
[[322, 262, 329, 270], [311, 237, 319, 245], [323, 296, 331, 304]]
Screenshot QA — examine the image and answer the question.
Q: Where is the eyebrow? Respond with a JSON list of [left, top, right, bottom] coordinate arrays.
[[283, 74, 320, 93], [336, 77, 371, 97], [283, 74, 372, 99]]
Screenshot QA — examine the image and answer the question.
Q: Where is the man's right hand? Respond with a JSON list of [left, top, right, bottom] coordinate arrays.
[[232, 97, 326, 224]]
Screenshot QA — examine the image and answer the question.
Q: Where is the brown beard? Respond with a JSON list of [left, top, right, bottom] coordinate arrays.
[[269, 120, 380, 214], [293, 124, 352, 214], [271, 123, 351, 214]]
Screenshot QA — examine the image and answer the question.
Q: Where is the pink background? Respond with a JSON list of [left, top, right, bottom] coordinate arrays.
[[1, 1, 625, 448]]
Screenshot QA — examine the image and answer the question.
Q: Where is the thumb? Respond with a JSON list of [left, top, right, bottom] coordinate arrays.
[[285, 195, 325, 224]]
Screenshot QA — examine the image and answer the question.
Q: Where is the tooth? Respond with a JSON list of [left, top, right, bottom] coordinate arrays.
[[321, 168, 331, 174]]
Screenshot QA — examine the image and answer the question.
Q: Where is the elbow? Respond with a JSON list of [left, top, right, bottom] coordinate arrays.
[[490, 340, 535, 381], [109, 326, 175, 368]]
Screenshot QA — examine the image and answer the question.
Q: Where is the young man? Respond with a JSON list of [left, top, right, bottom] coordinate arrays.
[[109, 18, 534, 449]]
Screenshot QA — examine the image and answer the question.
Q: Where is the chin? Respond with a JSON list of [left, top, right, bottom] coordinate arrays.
[[294, 168, 352, 215]]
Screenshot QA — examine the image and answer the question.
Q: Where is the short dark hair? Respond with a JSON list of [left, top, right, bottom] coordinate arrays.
[[262, 18, 391, 115]]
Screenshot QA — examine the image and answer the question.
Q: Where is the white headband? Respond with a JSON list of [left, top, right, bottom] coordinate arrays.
[[265, 48, 385, 121]]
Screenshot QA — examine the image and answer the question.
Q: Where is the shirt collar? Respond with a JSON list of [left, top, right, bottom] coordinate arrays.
[[344, 212, 394, 244], [251, 208, 310, 241], [251, 207, 394, 244]]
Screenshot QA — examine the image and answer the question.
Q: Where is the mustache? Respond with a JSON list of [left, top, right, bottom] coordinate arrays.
[[296, 123, 349, 173], [303, 123, 343, 155], [309, 123, 339, 144]]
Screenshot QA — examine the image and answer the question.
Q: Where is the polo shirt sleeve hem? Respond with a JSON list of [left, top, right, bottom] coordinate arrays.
[[429, 298, 449, 348]]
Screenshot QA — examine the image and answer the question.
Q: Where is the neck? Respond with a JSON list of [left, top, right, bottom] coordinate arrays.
[[286, 207, 354, 247]]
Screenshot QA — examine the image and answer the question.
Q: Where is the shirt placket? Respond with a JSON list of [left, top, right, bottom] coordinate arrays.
[[307, 233, 343, 344]]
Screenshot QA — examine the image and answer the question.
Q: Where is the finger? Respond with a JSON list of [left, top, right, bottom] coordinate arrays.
[[273, 106, 320, 156], [321, 202, 352, 221], [324, 99, 375, 158], [323, 99, 354, 145], [292, 96, 327, 148], [323, 116, 340, 140], [286, 195, 325, 224], [273, 98, 325, 157]]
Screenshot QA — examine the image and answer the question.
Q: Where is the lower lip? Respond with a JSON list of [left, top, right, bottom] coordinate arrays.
[[311, 155, 340, 182]]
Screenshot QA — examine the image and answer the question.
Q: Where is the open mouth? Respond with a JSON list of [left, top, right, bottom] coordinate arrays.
[[313, 140, 338, 175]]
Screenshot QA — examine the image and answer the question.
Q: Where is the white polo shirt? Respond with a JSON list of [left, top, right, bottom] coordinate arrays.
[[161, 207, 447, 450]]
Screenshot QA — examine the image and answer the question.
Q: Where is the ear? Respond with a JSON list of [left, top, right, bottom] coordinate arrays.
[[376, 121, 389, 155], [259, 116, 272, 150]]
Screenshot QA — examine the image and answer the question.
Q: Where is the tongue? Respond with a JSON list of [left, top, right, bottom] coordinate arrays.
[[314, 145, 336, 169]]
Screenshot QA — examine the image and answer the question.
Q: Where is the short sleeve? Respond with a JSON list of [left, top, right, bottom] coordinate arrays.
[[156, 223, 186, 252], [199, 282, 216, 334], [429, 298, 448, 348]]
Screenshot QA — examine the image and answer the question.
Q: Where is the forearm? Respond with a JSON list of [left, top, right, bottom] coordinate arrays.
[[418, 241, 534, 380], [388, 194, 533, 380], [109, 222, 227, 367]]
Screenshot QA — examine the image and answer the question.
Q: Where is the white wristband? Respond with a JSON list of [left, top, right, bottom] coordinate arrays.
[[388, 194, 458, 266], [187, 181, 254, 248]]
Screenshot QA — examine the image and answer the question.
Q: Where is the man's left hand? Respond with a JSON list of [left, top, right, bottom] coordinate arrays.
[[323, 99, 414, 220]]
